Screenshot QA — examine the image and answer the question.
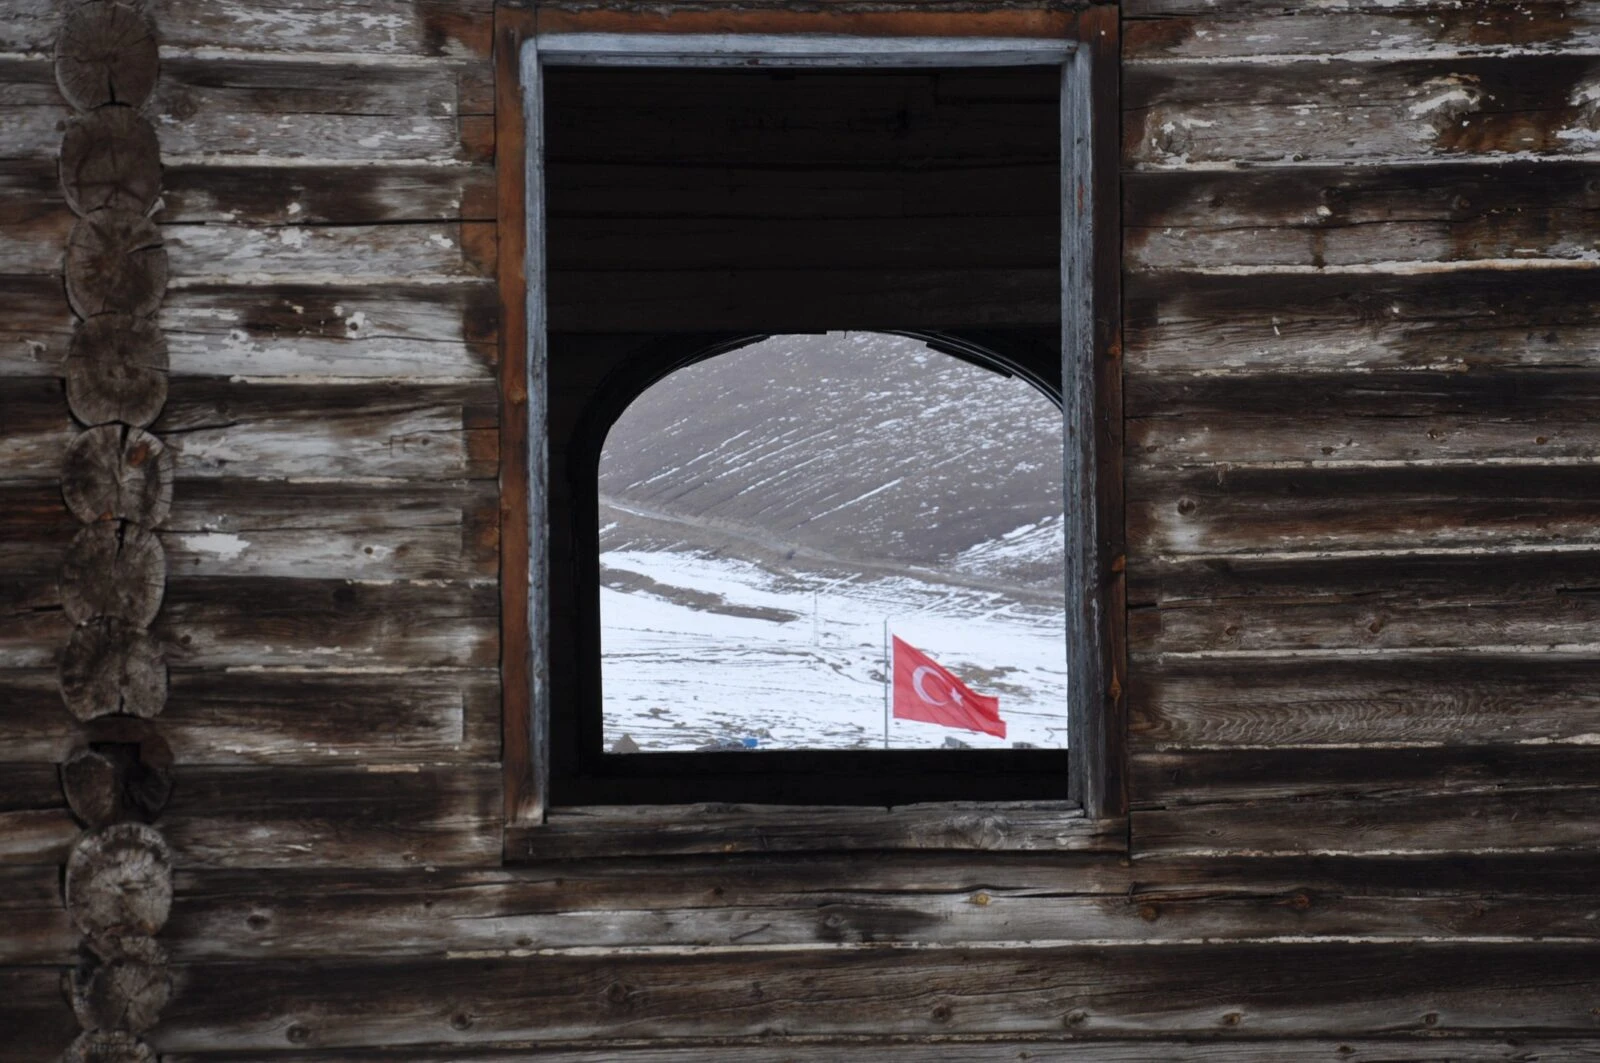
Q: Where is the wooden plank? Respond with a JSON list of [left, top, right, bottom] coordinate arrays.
[[159, 282, 497, 382], [0, 865, 73, 964], [148, 944, 1600, 1048], [1132, 655, 1600, 748], [153, 1038, 1600, 1063], [1125, 55, 1600, 168], [1125, 6, 1600, 61], [160, 855, 1600, 961], [1128, 369, 1600, 468], [508, 804, 1121, 860], [0, 667, 497, 765], [160, 163, 496, 225], [1125, 0, 1600, 20], [0, 571, 497, 670], [161, 764, 501, 868], [1125, 162, 1600, 271], [1, 0, 495, 57], [0, 58, 66, 163], [1130, 547, 1600, 655], [1, 378, 498, 484], [164, 223, 494, 283], [497, 5, 538, 826], [0, 276, 70, 376], [0, 967, 75, 1062], [530, 6, 1084, 40], [1128, 465, 1600, 556], [0, 479, 503, 583], [1085, 2, 1127, 821], [151, 56, 489, 162], [0, 764, 77, 866], [156, 578, 497, 669], [1133, 747, 1600, 856], [1125, 267, 1600, 375]]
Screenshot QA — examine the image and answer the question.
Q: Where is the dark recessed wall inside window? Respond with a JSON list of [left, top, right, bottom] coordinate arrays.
[[541, 65, 1065, 803], [543, 65, 1062, 334]]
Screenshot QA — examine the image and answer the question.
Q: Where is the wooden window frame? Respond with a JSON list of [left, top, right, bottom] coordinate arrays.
[[496, 8, 1125, 853]]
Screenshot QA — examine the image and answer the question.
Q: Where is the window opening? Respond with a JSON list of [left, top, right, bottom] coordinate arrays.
[[598, 331, 1068, 755]]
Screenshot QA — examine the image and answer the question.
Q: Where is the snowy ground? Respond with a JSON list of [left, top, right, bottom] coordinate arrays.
[[601, 546, 1069, 752]]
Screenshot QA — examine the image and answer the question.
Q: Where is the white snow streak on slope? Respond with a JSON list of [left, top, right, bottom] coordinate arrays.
[[602, 548, 1068, 752]]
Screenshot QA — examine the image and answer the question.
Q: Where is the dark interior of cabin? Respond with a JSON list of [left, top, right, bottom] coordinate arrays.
[[3, 0, 1599, 1058]]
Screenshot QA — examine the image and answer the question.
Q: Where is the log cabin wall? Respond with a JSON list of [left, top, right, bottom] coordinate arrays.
[[1, 0, 1598, 1058]]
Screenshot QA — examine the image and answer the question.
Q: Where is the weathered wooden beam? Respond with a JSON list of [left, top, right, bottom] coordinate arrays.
[[1124, 162, 1600, 272], [65, 315, 169, 429], [66, 824, 173, 940], [509, 804, 1120, 860], [60, 522, 167, 627], [1128, 464, 1600, 556], [53, 1, 158, 111], [157, 765, 502, 868], [1125, 266, 1600, 375], [0, 764, 78, 865], [147, 944, 1600, 1049], [58, 618, 168, 722], [0, 864, 75, 963], [1133, 746, 1600, 856], [0, 668, 499, 765], [61, 427, 173, 526], [1125, 55, 1600, 168], [64, 1031, 157, 1063], [69, 935, 172, 1035], [65, 211, 167, 319], [59, 107, 162, 217], [151, 1037, 1600, 1063]]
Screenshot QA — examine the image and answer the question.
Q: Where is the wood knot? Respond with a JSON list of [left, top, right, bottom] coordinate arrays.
[[450, 1012, 473, 1031], [1423, 1012, 1439, 1027], [246, 913, 269, 931], [1290, 892, 1312, 911], [930, 1002, 952, 1024], [285, 1024, 311, 1045], [603, 980, 632, 1007], [1176, 498, 1197, 515], [1064, 1010, 1088, 1028], [1222, 1011, 1243, 1027], [1139, 904, 1160, 922]]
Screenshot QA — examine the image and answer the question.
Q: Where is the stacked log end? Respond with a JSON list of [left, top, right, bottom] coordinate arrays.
[[53, 1, 173, 1057]]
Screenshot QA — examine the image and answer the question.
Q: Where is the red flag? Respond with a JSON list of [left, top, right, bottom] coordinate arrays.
[[891, 635, 1005, 739]]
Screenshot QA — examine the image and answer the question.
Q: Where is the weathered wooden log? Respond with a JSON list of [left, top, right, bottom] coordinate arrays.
[[68, 934, 171, 1034], [65, 211, 167, 320], [59, 617, 168, 721], [60, 521, 166, 626], [60, 107, 162, 217], [54, 1, 159, 112], [61, 738, 175, 827], [61, 425, 173, 526], [61, 747, 120, 828], [65, 824, 173, 941], [64, 1031, 156, 1063], [65, 315, 169, 428]]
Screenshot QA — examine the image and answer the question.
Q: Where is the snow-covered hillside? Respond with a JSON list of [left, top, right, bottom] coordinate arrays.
[[599, 332, 1068, 752]]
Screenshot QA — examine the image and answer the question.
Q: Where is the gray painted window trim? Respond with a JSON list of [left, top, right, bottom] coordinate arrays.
[[520, 34, 1101, 817]]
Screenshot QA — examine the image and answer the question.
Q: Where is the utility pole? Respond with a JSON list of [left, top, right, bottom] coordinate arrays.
[[882, 618, 890, 750]]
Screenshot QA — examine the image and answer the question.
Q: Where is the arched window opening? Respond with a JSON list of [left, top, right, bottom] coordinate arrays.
[[598, 331, 1066, 754]]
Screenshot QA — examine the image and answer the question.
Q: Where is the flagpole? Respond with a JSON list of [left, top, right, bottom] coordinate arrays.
[[882, 618, 890, 751]]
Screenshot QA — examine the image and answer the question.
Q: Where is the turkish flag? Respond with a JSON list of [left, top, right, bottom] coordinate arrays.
[[891, 635, 1005, 739]]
